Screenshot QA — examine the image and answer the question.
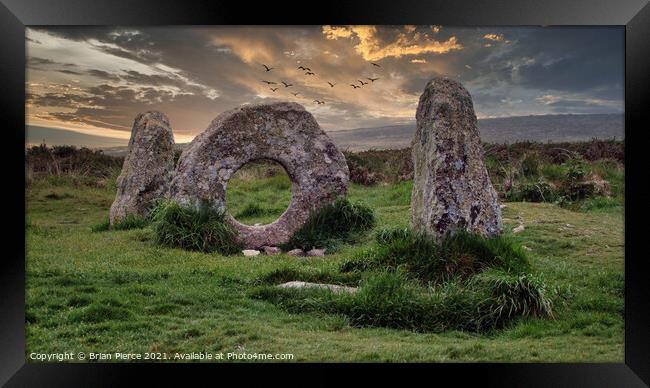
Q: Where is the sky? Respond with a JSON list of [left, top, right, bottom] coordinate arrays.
[[26, 26, 624, 145]]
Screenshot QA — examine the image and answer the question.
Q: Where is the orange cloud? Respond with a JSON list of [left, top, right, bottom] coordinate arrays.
[[322, 25, 462, 61], [211, 35, 276, 64], [483, 33, 504, 42]]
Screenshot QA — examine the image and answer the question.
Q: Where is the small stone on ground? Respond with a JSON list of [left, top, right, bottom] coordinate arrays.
[[263, 246, 282, 255], [277, 281, 357, 294], [242, 249, 260, 256], [307, 248, 326, 257], [286, 249, 305, 257], [512, 225, 525, 234]]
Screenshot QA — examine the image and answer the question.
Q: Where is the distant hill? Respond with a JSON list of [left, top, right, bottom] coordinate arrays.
[[328, 113, 624, 151], [28, 113, 624, 155], [26, 125, 129, 149]]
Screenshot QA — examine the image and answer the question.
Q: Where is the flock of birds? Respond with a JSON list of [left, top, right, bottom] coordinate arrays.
[[259, 62, 382, 106]]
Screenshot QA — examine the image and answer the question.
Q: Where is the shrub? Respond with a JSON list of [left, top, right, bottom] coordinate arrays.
[[506, 179, 559, 203], [281, 198, 375, 251], [349, 165, 382, 185], [26, 144, 123, 180], [341, 229, 530, 282], [563, 154, 590, 183], [540, 164, 566, 181], [150, 200, 241, 254], [520, 152, 540, 178]]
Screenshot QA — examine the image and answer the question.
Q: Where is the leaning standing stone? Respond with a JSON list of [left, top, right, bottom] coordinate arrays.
[[109, 111, 175, 225], [410, 77, 502, 240]]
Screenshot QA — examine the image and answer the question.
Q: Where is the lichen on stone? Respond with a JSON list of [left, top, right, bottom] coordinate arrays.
[[410, 77, 502, 240]]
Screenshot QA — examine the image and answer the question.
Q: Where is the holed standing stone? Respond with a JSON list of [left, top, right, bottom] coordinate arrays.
[[109, 111, 175, 225], [170, 102, 349, 249], [410, 77, 502, 240]]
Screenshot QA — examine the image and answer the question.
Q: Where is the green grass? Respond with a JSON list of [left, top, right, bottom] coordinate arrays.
[[225, 161, 292, 225], [256, 228, 550, 333], [26, 172, 624, 362], [281, 198, 375, 251], [251, 267, 555, 333]]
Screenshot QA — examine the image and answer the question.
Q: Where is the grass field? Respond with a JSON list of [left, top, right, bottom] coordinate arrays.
[[25, 162, 624, 362]]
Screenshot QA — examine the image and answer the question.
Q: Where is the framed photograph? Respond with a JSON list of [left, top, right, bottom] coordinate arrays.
[[2, 0, 648, 385]]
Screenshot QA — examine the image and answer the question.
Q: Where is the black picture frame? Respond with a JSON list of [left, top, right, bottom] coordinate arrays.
[[2, 0, 648, 386]]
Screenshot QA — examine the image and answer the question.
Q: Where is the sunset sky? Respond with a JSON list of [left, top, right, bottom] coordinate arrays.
[[26, 26, 624, 145]]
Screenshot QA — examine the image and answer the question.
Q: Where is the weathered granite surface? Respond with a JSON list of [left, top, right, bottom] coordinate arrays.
[[277, 281, 357, 294], [170, 102, 349, 248], [410, 77, 502, 240], [109, 111, 175, 225]]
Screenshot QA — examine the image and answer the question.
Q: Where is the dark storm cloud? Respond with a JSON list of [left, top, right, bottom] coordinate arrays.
[[27, 92, 97, 107], [86, 69, 121, 81], [27, 56, 75, 69], [28, 57, 57, 66], [58, 69, 83, 75], [473, 27, 623, 93], [120, 70, 189, 89], [512, 28, 623, 92]]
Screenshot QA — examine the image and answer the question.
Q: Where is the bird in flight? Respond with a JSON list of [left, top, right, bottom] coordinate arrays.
[[305, 71, 315, 76], [367, 77, 380, 82], [262, 64, 274, 72], [297, 65, 312, 71], [358, 80, 369, 86], [291, 92, 300, 97], [262, 80, 277, 85], [371, 62, 381, 68], [327, 82, 336, 87], [281, 81, 293, 87], [314, 100, 325, 105], [350, 84, 360, 89], [270, 87, 278, 92]]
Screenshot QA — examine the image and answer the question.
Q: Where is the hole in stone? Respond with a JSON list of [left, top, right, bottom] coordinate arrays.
[[226, 159, 292, 226]]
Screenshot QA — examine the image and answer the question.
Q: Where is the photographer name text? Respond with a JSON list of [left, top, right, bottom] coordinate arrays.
[[29, 351, 294, 361]]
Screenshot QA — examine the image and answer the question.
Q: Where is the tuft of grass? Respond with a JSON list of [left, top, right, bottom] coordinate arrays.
[[91, 214, 148, 232], [150, 200, 242, 254], [112, 214, 149, 231], [471, 269, 555, 321], [69, 301, 132, 323], [91, 218, 111, 232], [281, 198, 375, 251], [341, 229, 529, 282]]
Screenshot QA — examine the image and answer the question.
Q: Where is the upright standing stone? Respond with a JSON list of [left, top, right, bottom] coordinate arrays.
[[410, 77, 502, 240], [109, 111, 175, 225]]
